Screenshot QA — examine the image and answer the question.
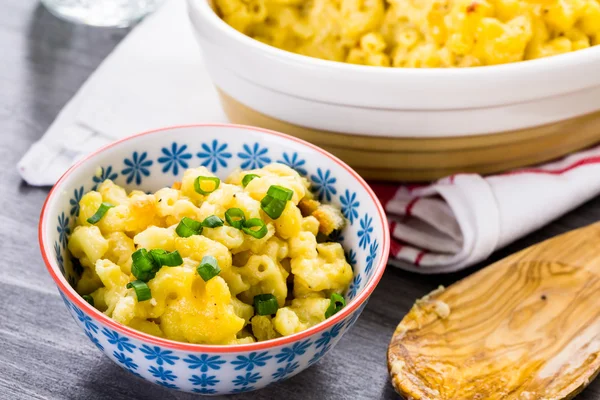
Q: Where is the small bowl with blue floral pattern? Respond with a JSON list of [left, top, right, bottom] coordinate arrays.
[[39, 124, 390, 395]]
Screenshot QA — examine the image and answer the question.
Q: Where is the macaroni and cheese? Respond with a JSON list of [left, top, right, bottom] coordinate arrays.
[[215, 0, 600, 67], [68, 163, 353, 345]]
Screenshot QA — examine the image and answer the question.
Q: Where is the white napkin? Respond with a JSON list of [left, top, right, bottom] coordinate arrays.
[[19, 0, 600, 273], [373, 145, 600, 273]]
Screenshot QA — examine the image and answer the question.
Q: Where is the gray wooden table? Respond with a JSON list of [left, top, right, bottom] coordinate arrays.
[[1, 1, 599, 399]]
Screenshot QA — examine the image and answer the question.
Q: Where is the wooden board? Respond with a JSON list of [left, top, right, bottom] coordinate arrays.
[[388, 223, 600, 400], [219, 91, 600, 181]]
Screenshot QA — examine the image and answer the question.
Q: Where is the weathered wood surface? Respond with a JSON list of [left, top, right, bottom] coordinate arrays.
[[0, 1, 599, 399], [389, 224, 600, 400]]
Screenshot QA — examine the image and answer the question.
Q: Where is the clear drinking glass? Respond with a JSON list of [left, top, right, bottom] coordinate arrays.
[[41, 0, 163, 28]]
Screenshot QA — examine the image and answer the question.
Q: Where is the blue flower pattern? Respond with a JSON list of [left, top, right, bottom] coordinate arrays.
[[237, 143, 271, 169], [122, 151, 153, 185], [277, 152, 307, 176], [102, 328, 136, 353], [149, 366, 177, 382], [190, 373, 219, 387], [92, 165, 118, 189], [114, 351, 138, 370], [311, 168, 337, 201], [183, 354, 226, 372], [275, 340, 312, 364], [52, 138, 387, 394], [197, 140, 232, 173], [85, 330, 103, 351], [309, 344, 331, 366], [72, 306, 98, 333], [233, 372, 261, 386], [57, 213, 70, 248], [155, 381, 179, 389], [348, 274, 362, 300], [69, 186, 84, 217], [366, 240, 379, 276], [231, 352, 272, 371], [231, 386, 254, 394], [272, 362, 299, 381], [158, 142, 193, 175], [315, 322, 344, 349], [340, 190, 359, 224], [140, 345, 179, 366], [358, 214, 373, 250]]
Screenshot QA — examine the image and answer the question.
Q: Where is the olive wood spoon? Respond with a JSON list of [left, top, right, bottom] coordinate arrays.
[[388, 222, 600, 400]]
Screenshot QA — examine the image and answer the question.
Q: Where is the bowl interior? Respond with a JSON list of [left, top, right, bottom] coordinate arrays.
[[42, 124, 388, 332]]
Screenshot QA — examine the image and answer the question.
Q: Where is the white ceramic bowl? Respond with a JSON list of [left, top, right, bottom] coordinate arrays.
[[187, 0, 600, 137], [39, 124, 390, 395]]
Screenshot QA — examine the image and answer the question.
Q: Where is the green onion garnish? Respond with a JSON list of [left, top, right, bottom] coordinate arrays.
[[260, 196, 286, 220], [86, 202, 114, 224], [253, 294, 279, 315], [242, 218, 268, 239], [194, 176, 220, 195], [82, 295, 94, 307], [242, 174, 259, 187], [260, 185, 294, 220], [267, 185, 294, 201], [202, 215, 224, 228], [196, 255, 221, 281], [127, 280, 152, 301], [150, 249, 183, 267], [225, 208, 246, 229], [325, 293, 346, 318], [131, 248, 159, 282], [176, 217, 203, 237]]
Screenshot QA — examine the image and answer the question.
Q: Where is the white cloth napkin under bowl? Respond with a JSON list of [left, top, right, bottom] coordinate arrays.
[[19, 0, 600, 274]]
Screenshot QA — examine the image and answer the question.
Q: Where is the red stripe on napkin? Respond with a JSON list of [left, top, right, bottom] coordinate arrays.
[[404, 197, 420, 216], [414, 250, 427, 266]]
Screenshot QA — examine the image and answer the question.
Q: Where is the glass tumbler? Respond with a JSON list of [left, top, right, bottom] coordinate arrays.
[[41, 0, 163, 28]]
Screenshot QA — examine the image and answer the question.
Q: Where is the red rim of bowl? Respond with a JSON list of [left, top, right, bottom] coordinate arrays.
[[39, 123, 390, 353]]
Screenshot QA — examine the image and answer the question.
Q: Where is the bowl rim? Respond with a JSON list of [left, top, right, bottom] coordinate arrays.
[[190, 0, 600, 77], [39, 123, 390, 353]]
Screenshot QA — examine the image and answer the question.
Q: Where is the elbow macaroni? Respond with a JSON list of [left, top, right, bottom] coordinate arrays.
[[68, 164, 353, 344], [215, 0, 600, 67]]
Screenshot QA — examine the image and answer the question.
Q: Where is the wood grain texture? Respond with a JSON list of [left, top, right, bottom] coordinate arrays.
[[218, 90, 600, 182], [0, 1, 599, 399], [388, 223, 600, 400]]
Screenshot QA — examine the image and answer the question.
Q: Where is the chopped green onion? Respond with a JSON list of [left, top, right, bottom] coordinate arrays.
[[86, 202, 114, 224], [202, 215, 224, 228], [267, 185, 294, 201], [260, 185, 294, 219], [131, 248, 159, 282], [325, 293, 346, 318], [176, 217, 203, 237], [225, 208, 246, 229], [150, 249, 183, 267], [253, 294, 279, 315], [242, 174, 259, 187], [260, 196, 287, 220], [127, 280, 152, 301], [132, 249, 155, 272], [82, 295, 94, 307], [242, 218, 268, 239], [196, 255, 221, 281], [194, 176, 220, 195]]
